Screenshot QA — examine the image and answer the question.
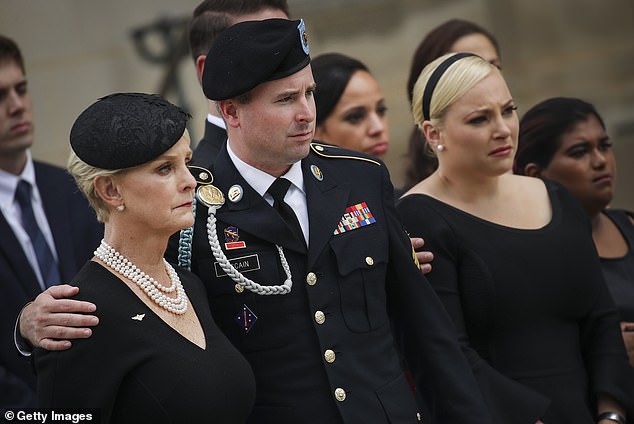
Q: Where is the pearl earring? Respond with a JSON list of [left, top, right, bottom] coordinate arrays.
[[437, 144, 445, 152], [116, 204, 125, 212]]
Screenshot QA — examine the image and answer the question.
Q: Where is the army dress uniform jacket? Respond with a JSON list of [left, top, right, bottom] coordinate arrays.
[[167, 143, 492, 424]]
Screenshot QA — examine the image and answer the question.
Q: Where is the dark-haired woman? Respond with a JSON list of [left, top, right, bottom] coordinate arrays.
[[515, 97, 634, 367], [313, 53, 390, 159]]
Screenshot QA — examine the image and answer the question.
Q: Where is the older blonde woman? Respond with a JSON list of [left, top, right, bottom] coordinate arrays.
[[397, 54, 634, 424], [34, 93, 255, 423]]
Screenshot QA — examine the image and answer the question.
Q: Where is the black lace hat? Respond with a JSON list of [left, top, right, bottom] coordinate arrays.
[[70, 93, 190, 170], [202, 18, 311, 101]]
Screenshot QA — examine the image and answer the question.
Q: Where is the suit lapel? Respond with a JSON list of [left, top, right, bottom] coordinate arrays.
[[35, 163, 77, 281], [0, 211, 42, 297], [212, 148, 306, 254], [303, 154, 350, 268]]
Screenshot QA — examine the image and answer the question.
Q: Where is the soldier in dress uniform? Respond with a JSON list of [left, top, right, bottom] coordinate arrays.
[[169, 18, 492, 424], [15, 19, 492, 424]]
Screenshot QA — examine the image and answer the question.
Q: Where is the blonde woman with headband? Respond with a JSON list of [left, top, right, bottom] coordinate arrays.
[[397, 53, 634, 424]]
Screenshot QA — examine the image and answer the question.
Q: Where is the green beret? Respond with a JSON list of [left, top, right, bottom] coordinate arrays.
[[202, 18, 310, 101], [70, 93, 190, 170]]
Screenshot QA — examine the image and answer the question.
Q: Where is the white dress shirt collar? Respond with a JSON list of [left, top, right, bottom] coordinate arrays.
[[207, 113, 227, 130], [226, 140, 305, 198]]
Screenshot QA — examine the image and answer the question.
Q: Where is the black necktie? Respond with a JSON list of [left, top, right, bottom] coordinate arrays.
[[267, 178, 305, 244], [14, 180, 60, 287]]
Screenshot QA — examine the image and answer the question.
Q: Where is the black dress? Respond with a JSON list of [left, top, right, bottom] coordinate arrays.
[[35, 261, 256, 423], [601, 209, 634, 322], [397, 181, 634, 424]]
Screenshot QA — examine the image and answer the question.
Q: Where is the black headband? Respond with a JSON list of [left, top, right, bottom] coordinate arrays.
[[422, 52, 476, 121]]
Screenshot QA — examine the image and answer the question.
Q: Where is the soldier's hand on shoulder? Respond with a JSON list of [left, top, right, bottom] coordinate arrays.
[[19, 285, 99, 351], [410, 237, 433, 274]]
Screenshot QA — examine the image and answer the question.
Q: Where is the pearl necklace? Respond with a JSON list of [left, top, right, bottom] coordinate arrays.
[[94, 240, 188, 314]]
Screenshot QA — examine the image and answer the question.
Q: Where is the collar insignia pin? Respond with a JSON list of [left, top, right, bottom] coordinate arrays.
[[228, 184, 243, 203], [310, 164, 323, 181]]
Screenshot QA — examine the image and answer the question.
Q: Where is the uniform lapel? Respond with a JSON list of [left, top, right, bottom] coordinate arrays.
[[303, 154, 350, 269], [213, 147, 307, 254]]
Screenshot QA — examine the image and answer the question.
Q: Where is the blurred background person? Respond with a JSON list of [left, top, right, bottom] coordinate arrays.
[[398, 53, 634, 423], [313, 52, 390, 159], [515, 96, 634, 367], [401, 19, 501, 191], [0, 34, 102, 408], [35, 93, 255, 423]]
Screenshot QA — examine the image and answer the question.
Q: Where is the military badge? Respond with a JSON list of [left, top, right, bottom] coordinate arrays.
[[224, 226, 246, 250], [235, 304, 257, 333], [197, 184, 225, 207], [228, 184, 243, 203], [310, 164, 323, 181], [298, 19, 309, 55], [188, 165, 214, 185], [333, 202, 376, 235]]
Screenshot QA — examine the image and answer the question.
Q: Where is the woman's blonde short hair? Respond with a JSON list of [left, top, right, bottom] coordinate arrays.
[[67, 149, 121, 223], [412, 53, 495, 128]]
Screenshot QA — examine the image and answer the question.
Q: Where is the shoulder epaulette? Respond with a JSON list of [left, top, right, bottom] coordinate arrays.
[[310, 142, 381, 166]]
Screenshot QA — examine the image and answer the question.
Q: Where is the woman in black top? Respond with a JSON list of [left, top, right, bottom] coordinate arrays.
[[35, 93, 255, 423], [515, 97, 634, 366], [397, 54, 634, 424]]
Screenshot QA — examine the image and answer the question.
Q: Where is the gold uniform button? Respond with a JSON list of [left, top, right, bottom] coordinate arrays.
[[324, 349, 336, 363], [306, 272, 317, 286], [365, 256, 374, 266], [314, 145, 325, 152], [417, 412, 422, 421], [314, 310, 326, 325], [334, 387, 346, 401], [234, 284, 244, 293]]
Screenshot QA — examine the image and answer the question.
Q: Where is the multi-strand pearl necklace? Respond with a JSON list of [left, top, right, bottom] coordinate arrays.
[[94, 240, 188, 314]]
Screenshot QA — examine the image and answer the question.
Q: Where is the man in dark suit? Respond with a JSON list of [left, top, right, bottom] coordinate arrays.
[[0, 35, 103, 407], [187, 0, 289, 166]]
